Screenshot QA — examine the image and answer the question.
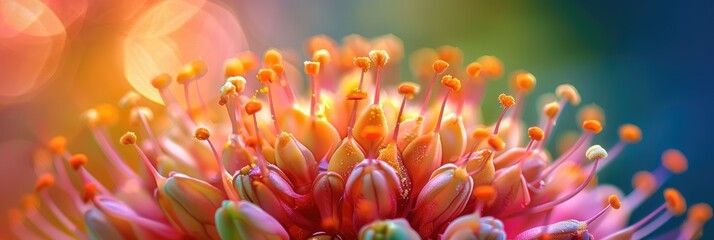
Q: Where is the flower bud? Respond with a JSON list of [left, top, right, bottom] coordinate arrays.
[[410, 164, 473, 237], [274, 132, 318, 194], [344, 159, 402, 228], [443, 215, 506, 240], [158, 174, 224, 239], [358, 218, 420, 240], [312, 172, 345, 233], [215, 200, 289, 240]]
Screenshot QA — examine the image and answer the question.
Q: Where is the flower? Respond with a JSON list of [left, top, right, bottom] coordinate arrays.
[[9, 34, 707, 240]]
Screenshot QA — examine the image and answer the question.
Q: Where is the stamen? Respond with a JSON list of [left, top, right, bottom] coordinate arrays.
[[532, 120, 601, 184], [257, 69, 281, 132], [511, 145, 606, 217], [194, 127, 240, 201], [393, 83, 419, 141], [585, 195, 621, 225], [462, 127, 490, 163], [598, 124, 642, 172], [21, 195, 74, 239], [34, 174, 82, 236], [534, 100, 564, 150], [625, 171, 657, 208], [419, 60, 448, 117], [662, 149, 688, 174], [506, 72, 536, 123], [473, 185, 496, 213], [369, 50, 390, 105], [305, 61, 321, 119], [346, 57, 371, 136], [67, 154, 111, 195], [434, 76, 461, 133], [120, 132, 165, 185], [245, 98, 270, 178], [457, 61, 481, 115], [222, 77, 246, 134], [493, 93, 515, 135]]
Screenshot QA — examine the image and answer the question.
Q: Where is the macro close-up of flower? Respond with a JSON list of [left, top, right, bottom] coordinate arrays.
[[1, 0, 713, 239]]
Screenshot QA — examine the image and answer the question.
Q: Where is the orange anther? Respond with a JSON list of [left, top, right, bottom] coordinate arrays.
[[257, 68, 277, 84], [346, 89, 368, 100], [398, 82, 419, 99], [487, 135, 505, 151], [515, 72, 536, 91], [224, 58, 245, 78], [474, 185, 496, 202], [354, 57, 371, 72], [120, 132, 137, 145], [441, 75, 461, 92], [264, 49, 283, 66], [543, 101, 560, 119], [582, 120, 603, 134], [478, 55, 504, 79], [664, 188, 687, 216], [21, 195, 39, 210], [194, 127, 211, 141], [662, 149, 688, 174], [94, 104, 119, 125], [432, 60, 449, 74], [632, 171, 656, 194], [271, 64, 285, 74], [618, 124, 642, 143], [189, 59, 208, 77], [498, 93, 515, 108], [304, 61, 320, 76], [151, 73, 172, 89], [689, 203, 713, 223], [245, 98, 263, 115], [238, 51, 259, 72], [68, 154, 88, 170], [528, 127, 545, 141], [466, 62, 482, 78], [227, 76, 247, 93], [82, 183, 98, 202], [34, 174, 55, 192], [608, 195, 621, 210], [49, 136, 67, 154], [369, 50, 390, 67], [578, 104, 606, 126]]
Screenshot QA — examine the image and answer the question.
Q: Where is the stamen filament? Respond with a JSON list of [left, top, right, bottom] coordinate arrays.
[[252, 115, 270, 178], [492, 107, 509, 135], [532, 132, 592, 184], [280, 72, 297, 104], [420, 72, 439, 117], [266, 84, 281, 133], [373, 67, 382, 105], [434, 91, 451, 133], [632, 211, 673, 240], [205, 137, 241, 201], [393, 96, 407, 142], [310, 75, 318, 119]]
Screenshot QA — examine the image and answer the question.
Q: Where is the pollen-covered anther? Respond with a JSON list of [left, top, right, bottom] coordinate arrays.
[[68, 154, 88, 170], [619, 124, 642, 143], [245, 98, 263, 115], [474, 185, 496, 202], [264, 49, 283, 66], [34, 173, 55, 192], [487, 135, 505, 151], [220, 82, 236, 95], [49, 136, 67, 154], [313, 49, 331, 65], [257, 69, 277, 84], [555, 84, 581, 105], [194, 127, 211, 141], [441, 75, 461, 92], [227, 76, 247, 93], [224, 58, 245, 78], [354, 57, 371, 72], [515, 72, 536, 91], [466, 61, 482, 78], [304, 61, 320, 76], [662, 149, 688, 174], [397, 82, 420, 99], [498, 93, 515, 108], [544, 101, 560, 119], [528, 127, 545, 141], [582, 120, 603, 134], [664, 188, 687, 216], [586, 145, 608, 161], [120, 132, 137, 145], [151, 73, 172, 89], [432, 59, 449, 74], [608, 194, 622, 209], [346, 89, 368, 100], [270, 63, 285, 75], [369, 49, 389, 67], [689, 203, 713, 223]]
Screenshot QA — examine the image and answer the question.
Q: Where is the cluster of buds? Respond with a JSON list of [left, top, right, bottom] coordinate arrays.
[[9, 34, 709, 240]]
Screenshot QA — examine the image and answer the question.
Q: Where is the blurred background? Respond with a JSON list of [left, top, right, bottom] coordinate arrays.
[[1, 0, 712, 238]]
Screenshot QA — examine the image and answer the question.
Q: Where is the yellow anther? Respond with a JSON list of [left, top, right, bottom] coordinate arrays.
[[354, 57, 371, 72], [151, 73, 172, 90], [224, 58, 245, 78], [120, 132, 137, 145], [313, 49, 331, 65], [271, 64, 285, 74], [472, 127, 490, 139], [441, 75, 461, 92], [543, 101, 560, 119], [487, 135, 505, 151], [264, 49, 283, 66], [238, 51, 259, 72], [515, 72, 536, 91], [478, 55, 504, 79], [257, 68, 277, 84]]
